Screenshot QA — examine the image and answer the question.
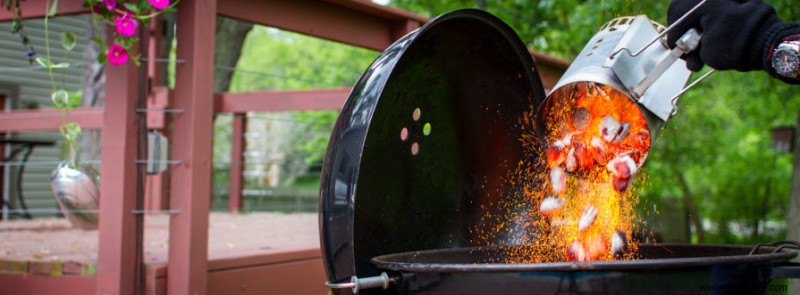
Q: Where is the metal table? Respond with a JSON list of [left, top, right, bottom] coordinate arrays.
[[1, 138, 56, 219]]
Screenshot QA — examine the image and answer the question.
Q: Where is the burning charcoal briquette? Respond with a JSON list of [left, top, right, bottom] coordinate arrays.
[[546, 142, 567, 168], [573, 142, 595, 170], [631, 130, 650, 147], [565, 147, 577, 172], [599, 116, 621, 142], [585, 236, 608, 260], [561, 133, 573, 146], [612, 176, 633, 193], [587, 82, 608, 97], [578, 205, 597, 232], [567, 241, 587, 262], [611, 230, 628, 257], [614, 122, 631, 142], [539, 196, 565, 216], [590, 137, 608, 164], [550, 167, 566, 193], [608, 155, 637, 193], [607, 155, 637, 180], [573, 107, 591, 130]]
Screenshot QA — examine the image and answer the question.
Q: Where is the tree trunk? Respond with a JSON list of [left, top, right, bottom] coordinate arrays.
[[682, 194, 692, 243], [787, 111, 800, 241], [787, 110, 800, 295], [157, 12, 176, 87], [676, 172, 704, 243], [213, 17, 253, 93], [78, 17, 106, 170], [210, 17, 252, 205], [755, 160, 773, 241]]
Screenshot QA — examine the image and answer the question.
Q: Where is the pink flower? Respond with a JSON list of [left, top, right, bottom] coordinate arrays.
[[114, 12, 138, 37], [149, 0, 170, 10], [103, 0, 117, 11], [107, 44, 129, 66], [92, 4, 104, 14]]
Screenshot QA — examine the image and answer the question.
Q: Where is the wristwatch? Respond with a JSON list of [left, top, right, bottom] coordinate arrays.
[[771, 39, 800, 78]]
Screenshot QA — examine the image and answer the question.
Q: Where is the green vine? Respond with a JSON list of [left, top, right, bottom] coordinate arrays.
[[3, 0, 36, 64]]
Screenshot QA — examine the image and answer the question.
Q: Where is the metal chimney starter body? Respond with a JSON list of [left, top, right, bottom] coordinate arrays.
[[545, 15, 694, 140]]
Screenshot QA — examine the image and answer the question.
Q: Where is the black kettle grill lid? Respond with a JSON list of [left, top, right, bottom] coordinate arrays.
[[319, 8, 547, 287]]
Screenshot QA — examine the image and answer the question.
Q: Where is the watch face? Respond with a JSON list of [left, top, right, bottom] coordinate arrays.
[[772, 46, 800, 76]]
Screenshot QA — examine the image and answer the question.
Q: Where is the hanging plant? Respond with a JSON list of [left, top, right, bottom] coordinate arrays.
[[3, 0, 178, 167], [3, 0, 177, 227]]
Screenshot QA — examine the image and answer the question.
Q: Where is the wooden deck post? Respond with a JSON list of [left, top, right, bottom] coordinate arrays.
[[96, 39, 142, 295], [228, 113, 246, 213], [0, 95, 6, 220], [144, 17, 170, 211], [168, 0, 217, 294]]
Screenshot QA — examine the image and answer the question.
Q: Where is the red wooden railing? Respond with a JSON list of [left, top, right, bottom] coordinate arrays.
[[0, 1, 568, 294]]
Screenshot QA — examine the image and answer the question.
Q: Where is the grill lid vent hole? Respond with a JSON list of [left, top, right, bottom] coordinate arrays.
[[423, 123, 431, 136]]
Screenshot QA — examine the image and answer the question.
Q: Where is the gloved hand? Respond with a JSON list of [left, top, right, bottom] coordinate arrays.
[[667, 0, 799, 73]]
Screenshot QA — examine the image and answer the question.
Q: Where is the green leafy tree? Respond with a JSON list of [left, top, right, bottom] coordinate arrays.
[[218, 27, 377, 191]]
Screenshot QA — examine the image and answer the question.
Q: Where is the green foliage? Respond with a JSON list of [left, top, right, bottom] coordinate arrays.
[[47, 0, 58, 17], [218, 28, 377, 189], [641, 68, 798, 243], [391, 0, 667, 60], [60, 122, 82, 143], [124, 3, 141, 14], [59, 122, 82, 167], [51, 89, 70, 107], [3, 0, 36, 64], [60, 31, 76, 51], [230, 27, 377, 91], [51, 89, 84, 110], [288, 110, 340, 165]]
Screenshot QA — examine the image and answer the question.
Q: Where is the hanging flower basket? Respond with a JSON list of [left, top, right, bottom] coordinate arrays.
[[49, 162, 100, 229]]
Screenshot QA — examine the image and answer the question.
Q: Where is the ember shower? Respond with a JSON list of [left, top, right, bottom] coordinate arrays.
[[470, 82, 650, 263]]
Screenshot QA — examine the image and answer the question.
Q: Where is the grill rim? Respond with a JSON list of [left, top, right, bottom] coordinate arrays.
[[371, 244, 798, 273]]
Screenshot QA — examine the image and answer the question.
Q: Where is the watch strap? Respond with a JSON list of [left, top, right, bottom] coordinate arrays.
[[782, 34, 800, 42], [768, 34, 800, 60]]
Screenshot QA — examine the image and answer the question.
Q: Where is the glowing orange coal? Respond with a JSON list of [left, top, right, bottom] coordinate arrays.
[[536, 82, 650, 262], [485, 82, 651, 264]]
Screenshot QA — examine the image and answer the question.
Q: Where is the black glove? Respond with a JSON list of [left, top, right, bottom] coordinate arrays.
[[667, 0, 800, 74]]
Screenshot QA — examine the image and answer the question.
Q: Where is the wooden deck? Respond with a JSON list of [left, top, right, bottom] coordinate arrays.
[[0, 212, 327, 294]]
